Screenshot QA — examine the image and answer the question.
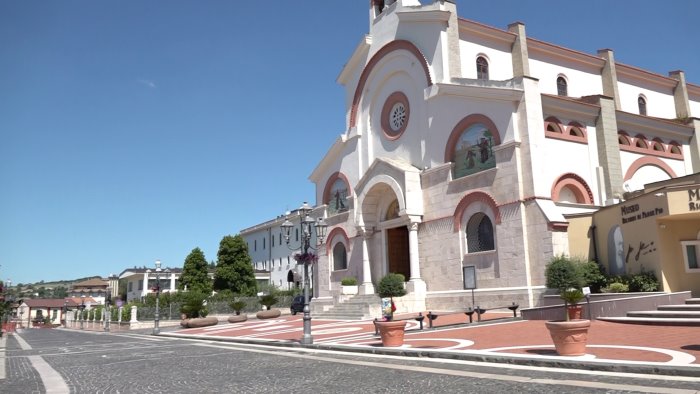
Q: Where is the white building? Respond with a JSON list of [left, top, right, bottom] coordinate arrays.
[[241, 207, 318, 291], [243, 0, 700, 314], [119, 267, 181, 302]]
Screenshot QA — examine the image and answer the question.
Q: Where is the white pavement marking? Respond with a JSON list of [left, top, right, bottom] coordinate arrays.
[[193, 341, 700, 393], [483, 344, 697, 365], [28, 355, 69, 394], [13, 333, 32, 350], [0, 335, 6, 380]]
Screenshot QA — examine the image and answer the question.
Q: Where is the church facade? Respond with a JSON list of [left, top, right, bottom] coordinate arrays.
[[303, 0, 700, 312]]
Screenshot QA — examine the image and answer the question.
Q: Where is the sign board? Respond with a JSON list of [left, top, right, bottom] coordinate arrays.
[[463, 266, 477, 290], [582, 287, 591, 296]]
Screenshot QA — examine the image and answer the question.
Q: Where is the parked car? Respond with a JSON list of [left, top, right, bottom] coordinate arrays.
[[290, 295, 312, 315]]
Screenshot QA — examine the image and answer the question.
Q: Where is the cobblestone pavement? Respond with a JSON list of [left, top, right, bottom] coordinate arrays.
[[2, 328, 700, 393]]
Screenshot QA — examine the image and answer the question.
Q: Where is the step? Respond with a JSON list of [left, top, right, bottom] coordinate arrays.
[[685, 298, 700, 305], [657, 304, 700, 311], [598, 316, 700, 326], [626, 310, 700, 319]]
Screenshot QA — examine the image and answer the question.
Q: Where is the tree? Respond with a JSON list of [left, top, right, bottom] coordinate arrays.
[[213, 235, 257, 296], [178, 247, 213, 294]]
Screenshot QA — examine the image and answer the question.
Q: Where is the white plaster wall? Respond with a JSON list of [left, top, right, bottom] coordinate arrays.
[[617, 80, 676, 118], [619, 151, 685, 185], [537, 135, 599, 201], [529, 58, 603, 98], [689, 97, 700, 118], [458, 36, 514, 80]]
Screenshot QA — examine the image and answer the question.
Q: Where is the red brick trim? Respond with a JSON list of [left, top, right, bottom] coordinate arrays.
[[619, 132, 684, 160], [444, 114, 502, 163], [624, 156, 677, 181], [326, 227, 351, 255], [349, 40, 432, 129], [551, 173, 594, 204], [453, 191, 501, 232]]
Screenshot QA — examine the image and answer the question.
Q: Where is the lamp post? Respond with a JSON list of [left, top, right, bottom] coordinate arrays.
[[63, 300, 68, 328], [78, 295, 86, 330], [280, 202, 327, 345], [148, 260, 170, 335], [104, 287, 111, 332]]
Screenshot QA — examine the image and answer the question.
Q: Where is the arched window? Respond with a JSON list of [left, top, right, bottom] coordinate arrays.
[[466, 213, 494, 253], [634, 135, 648, 149], [638, 96, 647, 116], [476, 56, 489, 80], [332, 243, 347, 271], [384, 199, 399, 221], [557, 76, 568, 97]]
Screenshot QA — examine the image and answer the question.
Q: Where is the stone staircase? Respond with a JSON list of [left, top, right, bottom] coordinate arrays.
[[598, 298, 700, 326], [312, 294, 380, 321]]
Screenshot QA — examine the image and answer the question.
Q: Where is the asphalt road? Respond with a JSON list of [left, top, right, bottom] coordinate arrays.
[[2, 329, 699, 393]]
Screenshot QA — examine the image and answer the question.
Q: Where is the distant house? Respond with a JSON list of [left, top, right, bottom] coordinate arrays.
[[119, 267, 182, 302], [68, 276, 119, 305], [18, 298, 79, 327]]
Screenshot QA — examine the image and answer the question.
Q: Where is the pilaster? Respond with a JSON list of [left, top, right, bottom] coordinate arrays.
[[594, 96, 624, 202], [508, 22, 530, 77], [669, 70, 691, 119], [598, 49, 621, 110]]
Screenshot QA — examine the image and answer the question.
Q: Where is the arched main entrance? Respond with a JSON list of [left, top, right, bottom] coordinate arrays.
[[386, 226, 410, 280]]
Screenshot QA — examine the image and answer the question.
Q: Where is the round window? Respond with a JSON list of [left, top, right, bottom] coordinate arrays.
[[381, 91, 410, 139]]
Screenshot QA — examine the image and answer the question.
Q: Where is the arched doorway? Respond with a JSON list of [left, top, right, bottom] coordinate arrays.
[[386, 226, 410, 280]]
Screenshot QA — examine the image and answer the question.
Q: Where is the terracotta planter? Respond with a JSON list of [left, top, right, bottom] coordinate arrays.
[[256, 309, 281, 319], [375, 320, 407, 347], [182, 316, 218, 328], [545, 319, 591, 356], [567, 305, 583, 320], [227, 315, 248, 323]]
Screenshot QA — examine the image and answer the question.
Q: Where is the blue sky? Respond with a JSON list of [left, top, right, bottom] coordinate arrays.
[[1, 1, 698, 285]]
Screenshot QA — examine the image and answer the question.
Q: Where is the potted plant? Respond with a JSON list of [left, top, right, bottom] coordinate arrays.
[[375, 273, 407, 347], [543, 255, 591, 356], [340, 277, 358, 295], [256, 294, 281, 319], [560, 288, 584, 320], [228, 299, 248, 323]]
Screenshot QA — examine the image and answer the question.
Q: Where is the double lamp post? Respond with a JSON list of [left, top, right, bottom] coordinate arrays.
[[147, 260, 169, 335], [281, 202, 327, 345]]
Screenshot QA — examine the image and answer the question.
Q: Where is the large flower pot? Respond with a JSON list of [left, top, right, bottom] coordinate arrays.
[[182, 316, 219, 328], [545, 319, 591, 356], [256, 309, 281, 319], [375, 320, 407, 347], [228, 315, 248, 323]]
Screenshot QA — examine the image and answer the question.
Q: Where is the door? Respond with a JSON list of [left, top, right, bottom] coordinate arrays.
[[386, 226, 410, 280]]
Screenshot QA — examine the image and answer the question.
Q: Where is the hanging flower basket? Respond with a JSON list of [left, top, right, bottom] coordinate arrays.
[[293, 252, 318, 265]]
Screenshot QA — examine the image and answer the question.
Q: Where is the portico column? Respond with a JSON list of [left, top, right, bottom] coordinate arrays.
[[408, 221, 421, 281], [358, 227, 375, 295], [407, 219, 426, 294]]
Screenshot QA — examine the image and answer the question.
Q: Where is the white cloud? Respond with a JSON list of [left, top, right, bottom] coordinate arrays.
[[138, 79, 157, 88]]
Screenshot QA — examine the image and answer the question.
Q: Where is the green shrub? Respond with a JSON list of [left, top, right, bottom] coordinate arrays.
[[628, 270, 659, 292], [180, 292, 208, 319], [545, 255, 585, 292], [603, 282, 629, 293], [230, 300, 246, 315], [341, 277, 358, 286], [377, 273, 406, 299], [560, 288, 584, 305], [579, 261, 607, 293], [260, 294, 279, 309]]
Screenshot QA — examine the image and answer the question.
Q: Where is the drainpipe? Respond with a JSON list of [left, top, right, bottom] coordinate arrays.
[[589, 225, 598, 263]]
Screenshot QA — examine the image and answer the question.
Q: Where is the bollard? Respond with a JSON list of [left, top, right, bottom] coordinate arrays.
[[508, 302, 519, 318], [427, 311, 438, 328], [414, 312, 425, 330], [465, 307, 475, 323]]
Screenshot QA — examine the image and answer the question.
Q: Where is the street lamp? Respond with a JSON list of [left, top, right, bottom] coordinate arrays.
[[280, 201, 327, 345], [78, 295, 86, 330], [104, 287, 111, 332], [148, 260, 170, 335]]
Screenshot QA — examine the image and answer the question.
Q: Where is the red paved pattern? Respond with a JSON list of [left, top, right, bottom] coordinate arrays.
[[173, 313, 700, 367]]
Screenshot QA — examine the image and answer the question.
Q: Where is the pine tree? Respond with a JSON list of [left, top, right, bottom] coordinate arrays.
[[213, 235, 257, 296], [179, 247, 213, 294]]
